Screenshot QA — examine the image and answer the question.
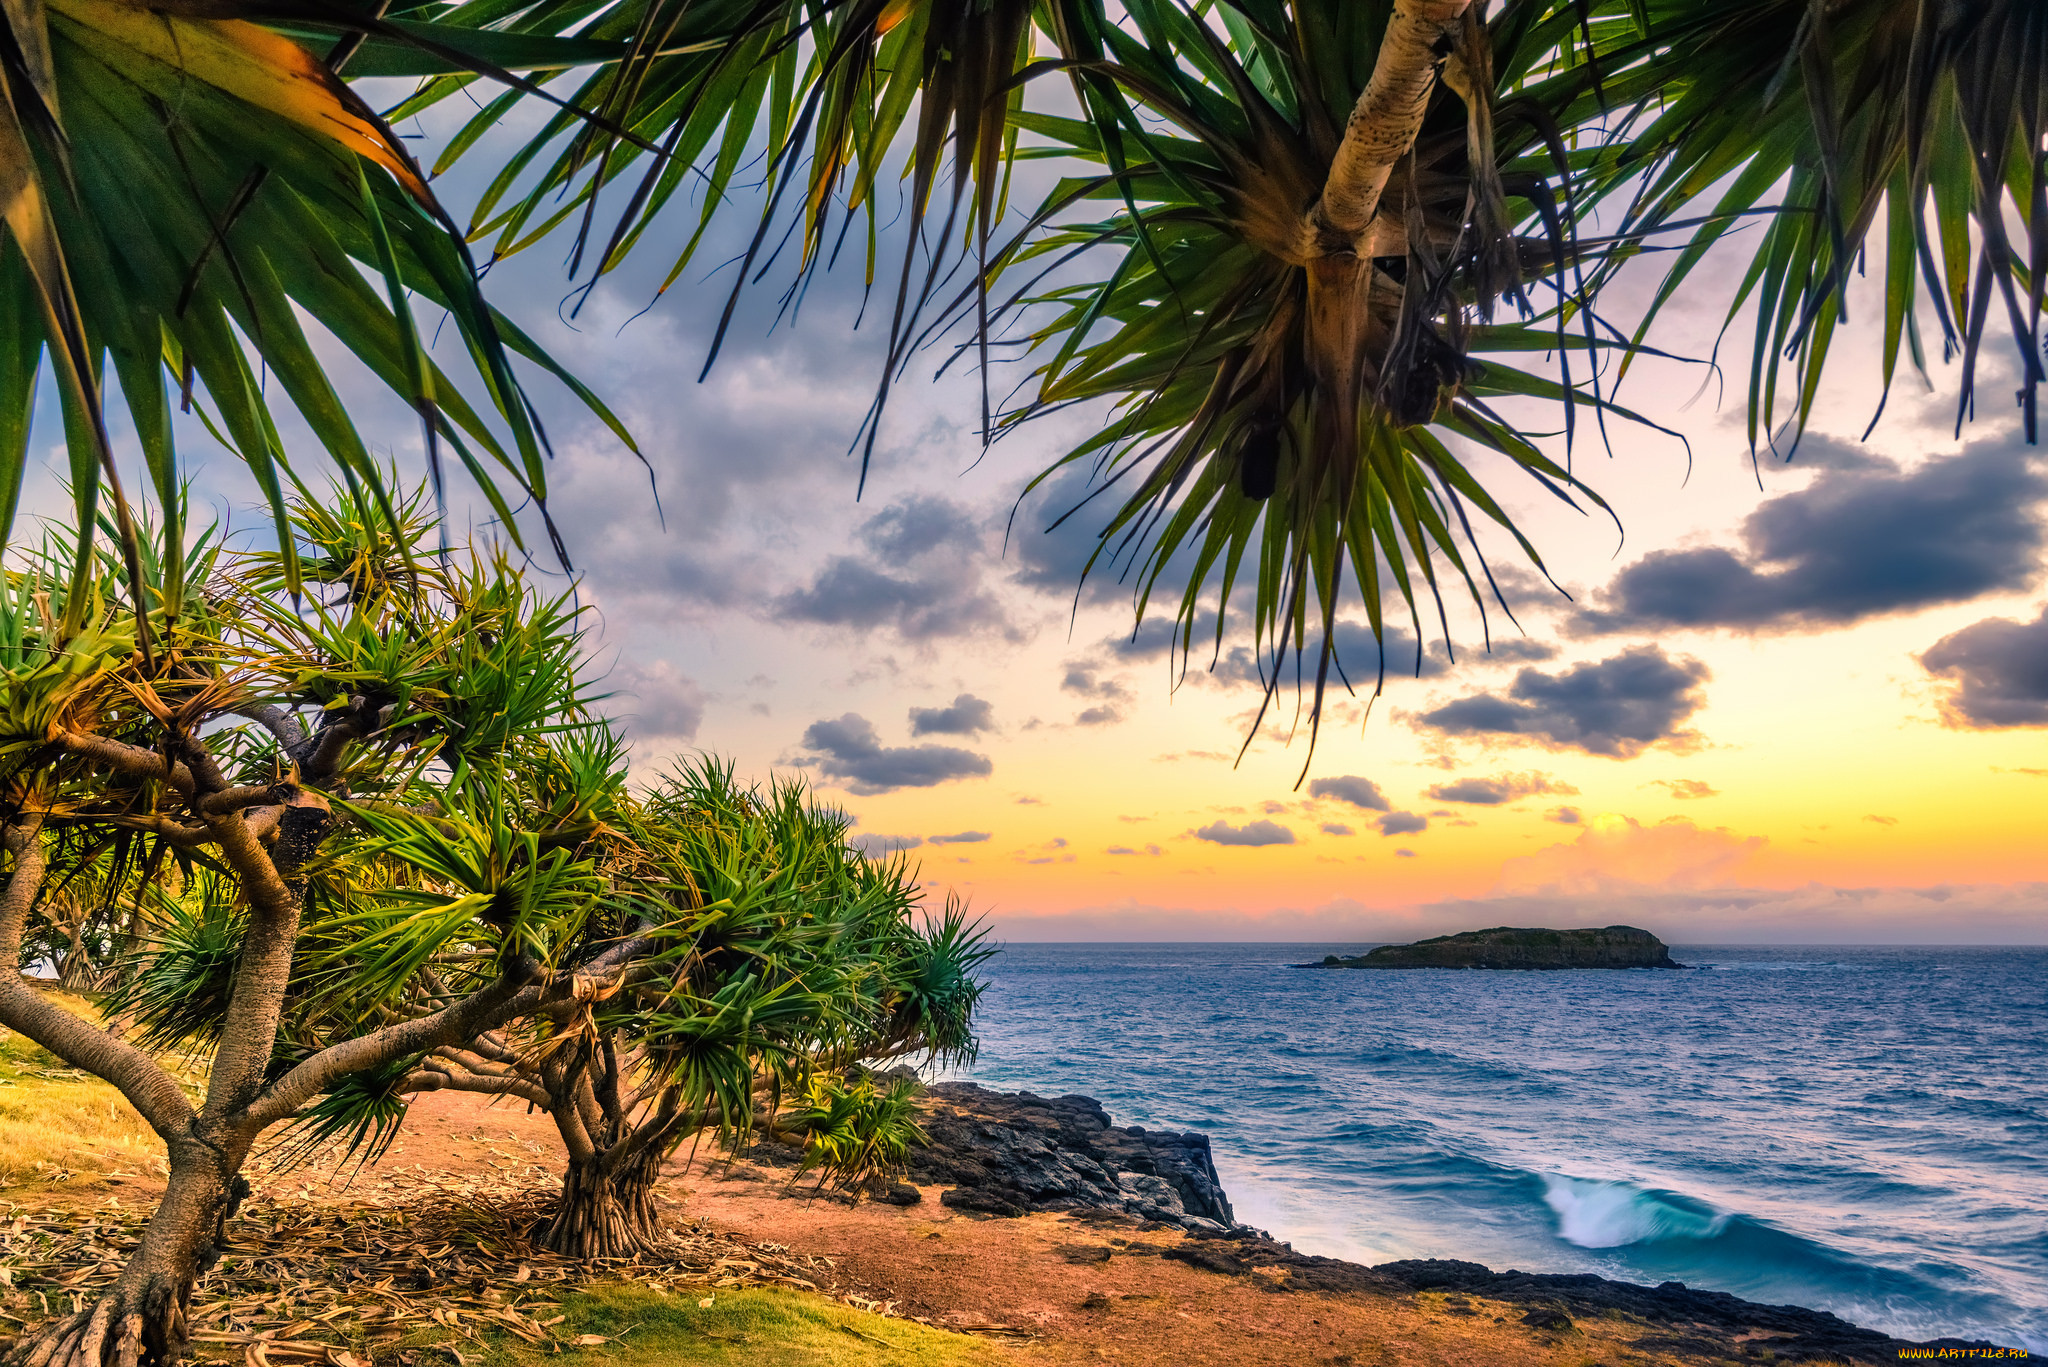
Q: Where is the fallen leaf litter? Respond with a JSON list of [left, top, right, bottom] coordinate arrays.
[[0, 1157, 971, 1366]]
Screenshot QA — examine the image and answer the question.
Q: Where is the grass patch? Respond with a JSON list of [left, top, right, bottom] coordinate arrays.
[[444, 1285, 1015, 1367], [0, 983, 162, 1189]]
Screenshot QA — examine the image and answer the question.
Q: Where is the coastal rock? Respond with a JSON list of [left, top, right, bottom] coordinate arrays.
[[1305, 925, 1682, 971], [1373, 1260, 2002, 1365], [905, 1082, 1236, 1231], [734, 1078, 1993, 1365]]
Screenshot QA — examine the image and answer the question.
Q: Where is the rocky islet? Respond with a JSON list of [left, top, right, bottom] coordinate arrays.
[[1305, 924, 1685, 970]]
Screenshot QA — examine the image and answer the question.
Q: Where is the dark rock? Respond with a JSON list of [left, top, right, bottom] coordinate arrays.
[[1163, 1244, 1248, 1275], [900, 1082, 1238, 1232], [1303, 926, 1683, 971], [1374, 1260, 2004, 1365], [1631, 1334, 1736, 1359], [1158, 1234, 1398, 1295], [1521, 1308, 1575, 1331], [1057, 1243, 1114, 1265], [940, 1187, 1026, 1217], [873, 1183, 922, 1206]]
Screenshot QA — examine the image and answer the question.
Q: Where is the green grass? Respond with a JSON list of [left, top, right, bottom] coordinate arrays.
[[430, 1285, 1015, 1367]]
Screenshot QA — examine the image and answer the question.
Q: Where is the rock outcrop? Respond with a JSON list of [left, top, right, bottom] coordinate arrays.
[[1370, 1261, 2000, 1366], [1306, 925, 1682, 970], [906, 1082, 1237, 1230], [736, 1081, 1237, 1231]]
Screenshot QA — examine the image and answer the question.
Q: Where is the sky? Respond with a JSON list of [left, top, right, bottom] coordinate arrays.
[[20, 81, 2048, 946]]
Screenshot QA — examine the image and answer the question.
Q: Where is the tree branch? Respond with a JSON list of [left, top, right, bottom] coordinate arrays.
[[53, 730, 194, 797], [400, 1066, 550, 1109], [102, 814, 217, 849], [1313, 0, 1475, 239], [242, 961, 543, 1131], [235, 703, 308, 749], [199, 783, 294, 816], [199, 808, 311, 1118], [0, 817, 198, 1142]]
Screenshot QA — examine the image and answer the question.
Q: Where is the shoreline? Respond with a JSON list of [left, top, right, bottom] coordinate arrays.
[[862, 1080, 2021, 1365], [2, 1079, 2031, 1366]]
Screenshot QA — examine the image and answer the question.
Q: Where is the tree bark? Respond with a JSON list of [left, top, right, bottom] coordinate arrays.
[[10, 1136, 240, 1367], [1313, 0, 1476, 242], [56, 908, 97, 991], [536, 1144, 666, 1260]]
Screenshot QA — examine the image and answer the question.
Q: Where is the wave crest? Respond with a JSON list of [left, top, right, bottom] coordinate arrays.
[[1541, 1175, 1729, 1248]]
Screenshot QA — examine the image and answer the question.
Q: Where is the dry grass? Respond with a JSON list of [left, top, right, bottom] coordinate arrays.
[[0, 981, 163, 1189]]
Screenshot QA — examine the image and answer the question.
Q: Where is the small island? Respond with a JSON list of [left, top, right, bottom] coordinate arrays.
[[1303, 925, 1684, 970]]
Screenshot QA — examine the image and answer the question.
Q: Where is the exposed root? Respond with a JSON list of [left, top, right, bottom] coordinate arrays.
[[9, 1278, 188, 1367], [536, 1151, 665, 1260]]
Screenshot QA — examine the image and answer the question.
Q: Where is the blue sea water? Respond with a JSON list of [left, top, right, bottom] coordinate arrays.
[[953, 943, 2048, 1349]]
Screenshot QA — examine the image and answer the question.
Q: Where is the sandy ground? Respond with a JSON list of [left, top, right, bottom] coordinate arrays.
[[207, 1089, 1694, 1367]]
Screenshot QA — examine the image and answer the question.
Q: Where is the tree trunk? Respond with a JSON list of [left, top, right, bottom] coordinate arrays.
[[1314, 0, 1476, 240], [56, 912, 96, 992], [536, 1145, 665, 1260], [10, 1140, 236, 1367]]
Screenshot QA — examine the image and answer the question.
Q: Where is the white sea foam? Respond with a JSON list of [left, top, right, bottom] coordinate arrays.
[[1540, 1175, 1729, 1248]]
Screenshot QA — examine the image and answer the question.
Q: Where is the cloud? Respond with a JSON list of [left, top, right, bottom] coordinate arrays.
[[1015, 836, 1076, 865], [1920, 603, 2048, 728], [1107, 844, 1165, 856], [909, 693, 996, 736], [774, 496, 1019, 642], [852, 833, 923, 857], [795, 714, 993, 795], [1320, 822, 1355, 836], [1495, 814, 1766, 897], [603, 658, 705, 740], [1306, 775, 1391, 811], [1575, 440, 2046, 634], [929, 830, 993, 845], [1061, 660, 1132, 702], [1416, 646, 1710, 758], [1377, 811, 1429, 836], [1424, 771, 1577, 805], [1075, 705, 1123, 726], [1546, 806, 1583, 824], [1864, 815, 1899, 826], [1394, 848, 1418, 858], [1647, 778, 1719, 800], [1192, 819, 1297, 847]]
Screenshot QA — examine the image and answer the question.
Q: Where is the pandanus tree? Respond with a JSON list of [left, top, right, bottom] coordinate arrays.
[[365, 762, 988, 1259], [410, 0, 2043, 747], [0, 485, 629, 1367], [0, 0, 640, 600]]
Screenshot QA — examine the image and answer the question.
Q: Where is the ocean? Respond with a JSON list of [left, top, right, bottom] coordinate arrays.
[[953, 943, 2048, 1349]]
